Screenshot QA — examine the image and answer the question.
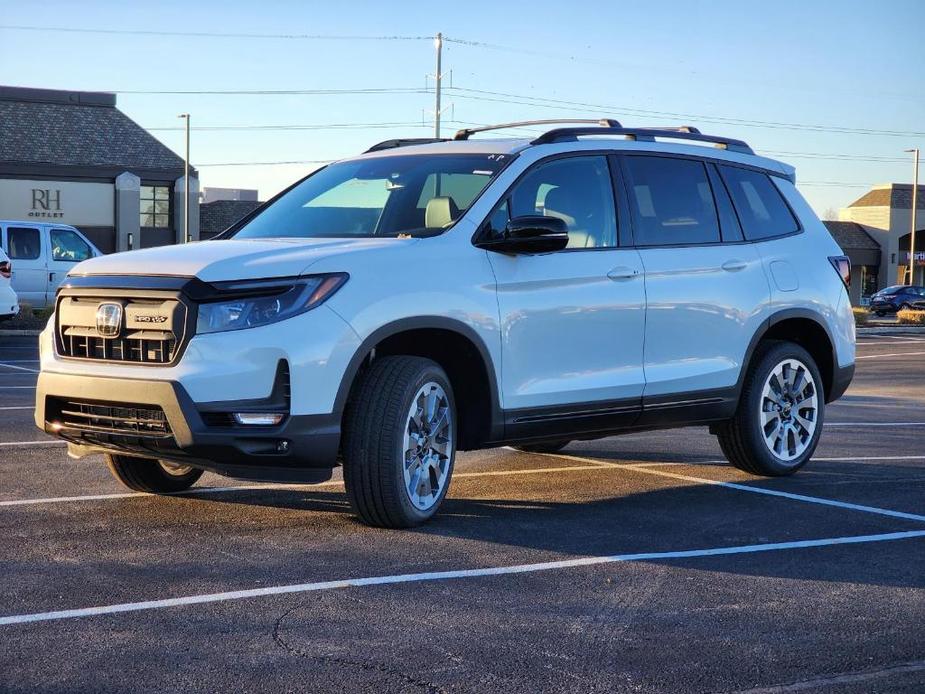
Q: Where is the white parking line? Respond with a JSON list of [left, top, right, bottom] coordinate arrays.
[[1, 529, 921, 627], [0, 440, 63, 448], [824, 421, 925, 427], [0, 406, 32, 411], [856, 351, 925, 360], [0, 363, 38, 373], [0, 360, 40, 363], [550, 455, 925, 523]]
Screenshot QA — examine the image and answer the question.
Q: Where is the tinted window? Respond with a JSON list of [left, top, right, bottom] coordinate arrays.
[[624, 157, 720, 246], [719, 165, 799, 241], [498, 156, 616, 249], [7, 227, 41, 260], [51, 228, 92, 262]]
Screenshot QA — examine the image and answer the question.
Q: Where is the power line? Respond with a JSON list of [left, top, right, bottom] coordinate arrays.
[[148, 121, 425, 132], [118, 87, 427, 96], [198, 159, 334, 167], [0, 24, 430, 40], [445, 87, 925, 138]]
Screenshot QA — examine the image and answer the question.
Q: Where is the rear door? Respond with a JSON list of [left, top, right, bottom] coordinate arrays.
[[48, 226, 95, 296], [2, 224, 48, 306], [619, 154, 770, 414]]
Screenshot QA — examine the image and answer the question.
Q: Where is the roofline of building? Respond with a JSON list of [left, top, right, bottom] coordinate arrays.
[[0, 85, 117, 107], [0, 162, 197, 182]]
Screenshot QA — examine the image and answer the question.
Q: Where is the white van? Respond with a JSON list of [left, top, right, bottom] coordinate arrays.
[[0, 221, 102, 308]]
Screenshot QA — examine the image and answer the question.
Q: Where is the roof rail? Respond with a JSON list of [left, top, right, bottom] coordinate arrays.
[[365, 137, 449, 153], [530, 126, 754, 154], [453, 119, 622, 141]]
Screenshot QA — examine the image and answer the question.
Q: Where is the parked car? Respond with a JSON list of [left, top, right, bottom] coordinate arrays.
[[0, 221, 101, 308], [0, 247, 20, 321], [868, 285, 925, 315], [34, 120, 856, 528]]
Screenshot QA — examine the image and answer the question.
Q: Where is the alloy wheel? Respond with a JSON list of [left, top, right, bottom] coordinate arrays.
[[402, 382, 453, 511], [760, 358, 819, 462]]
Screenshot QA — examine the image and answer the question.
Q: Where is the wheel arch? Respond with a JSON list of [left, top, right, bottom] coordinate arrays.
[[334, 317, 502, 449], [743, 308, 839, 403]]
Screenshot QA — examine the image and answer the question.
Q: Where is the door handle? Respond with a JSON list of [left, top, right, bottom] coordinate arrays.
[[49, 272, 55, 282], [607, 266, 640, 281], [721, 259, 747, 273]]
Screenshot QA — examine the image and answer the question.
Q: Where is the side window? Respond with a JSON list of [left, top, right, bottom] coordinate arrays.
[[719, 165, 799, 241], [499, 156, 617, 249], [624, 156, 720, 246], [7, 227, 41, 260], [50, 229, 92, 262]]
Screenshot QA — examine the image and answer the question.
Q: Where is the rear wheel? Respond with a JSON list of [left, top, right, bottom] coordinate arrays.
[[716, 341, 824, 476], [105, 454, 203, 493], [343, 356, 456, 528], [512, 440, 571, 454]]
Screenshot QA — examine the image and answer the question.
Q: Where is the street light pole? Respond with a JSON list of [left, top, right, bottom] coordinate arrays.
[[906, 148, 919, 285], [434, 32, 442, 138], [178, 113, 191, 243]]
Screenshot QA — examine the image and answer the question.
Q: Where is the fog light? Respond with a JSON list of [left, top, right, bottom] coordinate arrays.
[[232, 413, 285, 426]]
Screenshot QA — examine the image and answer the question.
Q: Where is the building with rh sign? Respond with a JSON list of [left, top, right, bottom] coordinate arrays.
[[0, 85, 198, 253], [834, 183, 925, 303]]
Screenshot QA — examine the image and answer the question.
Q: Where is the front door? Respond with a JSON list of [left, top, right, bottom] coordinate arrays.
[[2, 225, 47, 307], [483, 154, 647, 438]]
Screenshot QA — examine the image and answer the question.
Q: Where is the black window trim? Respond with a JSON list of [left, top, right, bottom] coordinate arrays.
[[471, 150, 628, 253]]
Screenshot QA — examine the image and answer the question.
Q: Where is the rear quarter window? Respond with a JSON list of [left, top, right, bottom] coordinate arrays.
[[719, 165, 800, 241]]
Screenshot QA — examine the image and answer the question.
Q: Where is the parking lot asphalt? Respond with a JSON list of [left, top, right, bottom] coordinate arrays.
[[1, 333, 923, 693]]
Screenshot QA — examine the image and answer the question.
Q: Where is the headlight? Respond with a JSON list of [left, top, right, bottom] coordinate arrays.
[[196, 274, 347, 334]]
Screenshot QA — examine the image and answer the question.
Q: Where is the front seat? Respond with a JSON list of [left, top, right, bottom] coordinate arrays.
[[424, 196, 460, 229], [543, 186, 598, 248]]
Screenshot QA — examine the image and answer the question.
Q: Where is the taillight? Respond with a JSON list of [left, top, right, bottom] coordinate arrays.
[[0, 260, 10, 279], [829, 255, 850, 289]]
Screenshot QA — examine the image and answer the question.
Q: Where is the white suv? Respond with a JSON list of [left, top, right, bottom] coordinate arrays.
[[35, 120, 856, 527]]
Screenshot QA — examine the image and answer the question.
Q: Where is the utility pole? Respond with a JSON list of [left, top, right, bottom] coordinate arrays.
[[434, 32, 442, 138], [906, 148, 919, 285], [178, 113, 191, 243]]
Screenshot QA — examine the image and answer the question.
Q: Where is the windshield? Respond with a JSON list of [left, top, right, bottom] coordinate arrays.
[[231, 154, 509, 239]]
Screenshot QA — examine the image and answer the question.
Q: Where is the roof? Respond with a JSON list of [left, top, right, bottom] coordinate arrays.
[[847, 184, 925, 209], [822, 221, 880, 251], [199, 199, 263, 237], [353, 134, 792, 179], [0, 85, 191, 175]]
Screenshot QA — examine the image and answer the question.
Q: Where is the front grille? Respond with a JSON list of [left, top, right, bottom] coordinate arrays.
[[56, 295, 188, 365], [50, 398, 172, 437]]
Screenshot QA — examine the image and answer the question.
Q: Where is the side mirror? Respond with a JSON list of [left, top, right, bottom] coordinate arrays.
[[477, 215, 569, 254]]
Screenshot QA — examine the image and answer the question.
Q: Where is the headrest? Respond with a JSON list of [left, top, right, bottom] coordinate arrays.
[[543, 186, 580, 228], [424, 196, 460, 229]]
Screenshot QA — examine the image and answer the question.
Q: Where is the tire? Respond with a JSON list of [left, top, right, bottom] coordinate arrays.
[[715, 341, 825, 476], [512, 440, 571, 454], [104, 454, 203, 493], [343, 356, 457, 528]]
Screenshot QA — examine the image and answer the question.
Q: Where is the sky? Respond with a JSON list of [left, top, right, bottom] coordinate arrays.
[[1, 0, 922, 216]]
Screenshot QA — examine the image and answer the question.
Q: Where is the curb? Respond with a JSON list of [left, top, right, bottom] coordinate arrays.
[[0, 330, 42, 336], [858, 326, 925, 335]]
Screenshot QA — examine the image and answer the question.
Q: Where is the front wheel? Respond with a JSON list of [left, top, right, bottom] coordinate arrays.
[[715, 341, 824, 476], [105, 454, 203, 493], [343, 356, 456, 528]]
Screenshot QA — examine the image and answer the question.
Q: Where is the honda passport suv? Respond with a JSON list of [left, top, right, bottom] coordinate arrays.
[[35, 120, 856, 528]]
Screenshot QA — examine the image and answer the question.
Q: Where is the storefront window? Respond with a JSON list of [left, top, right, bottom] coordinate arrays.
[[140, 185, 170, 228], [861, 266, 878, 300]]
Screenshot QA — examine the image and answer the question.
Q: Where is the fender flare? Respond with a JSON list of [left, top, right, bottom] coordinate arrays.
[[332, 316, 502, 433]]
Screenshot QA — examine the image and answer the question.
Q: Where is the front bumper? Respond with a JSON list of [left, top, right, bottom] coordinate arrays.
[[35, 371, 339, 483]]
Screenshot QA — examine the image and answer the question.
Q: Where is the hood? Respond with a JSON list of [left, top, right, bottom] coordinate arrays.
[[68, 237, 409, 282]]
